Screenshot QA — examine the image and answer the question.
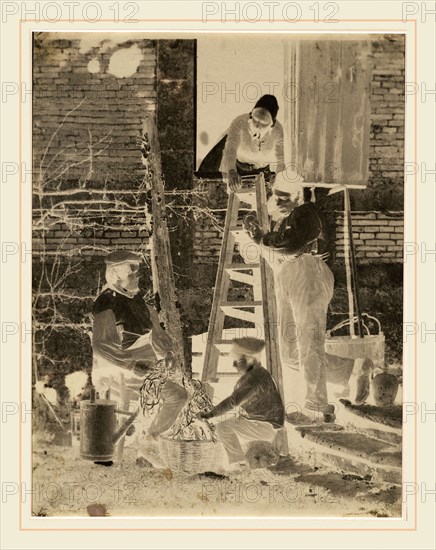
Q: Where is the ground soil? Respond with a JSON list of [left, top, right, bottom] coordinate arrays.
[[32, 432, 402, 518]]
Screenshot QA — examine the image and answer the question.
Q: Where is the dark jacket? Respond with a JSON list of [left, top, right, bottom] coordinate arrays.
[[92, 289, 171, 369], [207, 364, 285, 428], [262, 202, 322, 254]]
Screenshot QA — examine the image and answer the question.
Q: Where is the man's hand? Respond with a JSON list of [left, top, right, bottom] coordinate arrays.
[[243, 213, 263, 243], [228, 169, 241, 192], [164, 350, 178, 375], [132, 361, 151, 377]]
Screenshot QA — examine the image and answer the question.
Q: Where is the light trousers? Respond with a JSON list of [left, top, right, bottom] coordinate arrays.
[[215, 415, 278, 464], [276, 254, 335, 407]]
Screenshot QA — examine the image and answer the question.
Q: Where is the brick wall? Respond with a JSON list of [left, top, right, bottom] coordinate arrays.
[[194, 217, 225, 264], [33, 36, 195, 259], [364, 35, 405, 211], [192, 210, 404, 265], [335, 211, 404, 263], [32, 222, 149, 257], [33, 35, 156, 186]]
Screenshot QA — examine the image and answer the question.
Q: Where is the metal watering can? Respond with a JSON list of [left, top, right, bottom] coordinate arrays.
[[79, 391, 139, 462]]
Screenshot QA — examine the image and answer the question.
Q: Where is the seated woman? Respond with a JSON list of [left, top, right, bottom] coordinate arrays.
[[91, 250, 188, 465]]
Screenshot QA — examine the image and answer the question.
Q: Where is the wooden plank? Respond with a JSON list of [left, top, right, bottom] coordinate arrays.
[[141, 114, 185, 370], [225, 263, 260, 269], [226, 269, 256, 286], [292, 40, 371, 186], [339, 41, 372, 184], [219, 301, 262, 308], [255, 175, 285, 391], [220, 306, 261, 324], [235, 190, 257, 209], [323, 41, 343, 184], [255, 174, 289, 454]]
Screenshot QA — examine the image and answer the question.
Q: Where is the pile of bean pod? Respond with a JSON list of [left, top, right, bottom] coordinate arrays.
[[139, 361, 216, 442], [168, 378, 217, 442], [139, 359, 170, 414]]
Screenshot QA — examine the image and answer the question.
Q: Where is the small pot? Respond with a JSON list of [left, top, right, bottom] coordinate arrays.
[[371, 372, 399, 406]]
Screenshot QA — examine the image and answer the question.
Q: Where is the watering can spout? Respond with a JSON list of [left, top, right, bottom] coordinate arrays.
[[112, 408, 140, 445]]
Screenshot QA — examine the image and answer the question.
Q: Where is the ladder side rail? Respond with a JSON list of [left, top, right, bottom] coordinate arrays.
[[201, 192, 241, 383], [255, 175, 286, 396]]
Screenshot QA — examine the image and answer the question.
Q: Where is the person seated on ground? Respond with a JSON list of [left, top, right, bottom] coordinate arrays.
[[198, 94, 285, 192], [91, 250, 188, 465], [197, 337, 285, 472], [243, 179, 371, 417]]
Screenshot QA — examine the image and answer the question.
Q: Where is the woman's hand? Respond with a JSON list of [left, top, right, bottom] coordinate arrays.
[[228, 169, 241, 192]]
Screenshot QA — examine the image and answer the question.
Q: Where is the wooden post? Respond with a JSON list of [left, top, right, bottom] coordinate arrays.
[[344, 187, 364, 338], [255, 174, 288, 455], [141, 113, 185, 371]]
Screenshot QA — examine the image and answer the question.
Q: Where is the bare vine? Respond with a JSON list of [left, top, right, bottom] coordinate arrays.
[[33, 104, 224, 387]]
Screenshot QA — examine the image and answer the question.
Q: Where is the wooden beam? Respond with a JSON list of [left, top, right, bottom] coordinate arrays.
[[141, 113, 185, 371]]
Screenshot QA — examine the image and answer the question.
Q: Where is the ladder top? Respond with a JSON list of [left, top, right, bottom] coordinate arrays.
[[225, 263, 260, 270], [220, 301, 263, 308]]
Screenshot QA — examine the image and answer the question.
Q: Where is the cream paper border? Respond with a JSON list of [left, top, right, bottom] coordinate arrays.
[[1, 1, 435, 548]]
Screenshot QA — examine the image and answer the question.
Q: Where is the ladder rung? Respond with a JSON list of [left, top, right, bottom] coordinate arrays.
[[219, 301, 262, 308], [225, 263, 260, 270], [227, 271, 256, 286], [204, 377, 237, 384], [211, 373, 240, 381], [192, 349, 231, 356], [220, 306, 258, 323], [235, 188, 256, 195]]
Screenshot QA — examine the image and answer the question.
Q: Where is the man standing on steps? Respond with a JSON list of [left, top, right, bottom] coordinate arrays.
[[243, 182, 371, 421], [197, 94, 285, 191]]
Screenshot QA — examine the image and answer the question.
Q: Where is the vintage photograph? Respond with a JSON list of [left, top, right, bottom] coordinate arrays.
[[32, 32, 404, 517]]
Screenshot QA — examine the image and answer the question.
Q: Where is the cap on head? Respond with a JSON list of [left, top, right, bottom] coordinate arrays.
[[105, 250, 140, 267], [253, 95, 279, 123], [231, 337, 265, 358], [273, 170, 304, 194]]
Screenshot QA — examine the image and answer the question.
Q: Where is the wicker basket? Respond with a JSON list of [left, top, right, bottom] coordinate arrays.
[[160, 437, 225, 474]]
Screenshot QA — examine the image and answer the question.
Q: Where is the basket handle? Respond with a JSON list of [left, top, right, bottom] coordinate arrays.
[[327, 313, 382, 338]]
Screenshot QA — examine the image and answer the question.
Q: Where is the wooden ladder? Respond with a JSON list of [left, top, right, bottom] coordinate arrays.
[[201, 175, 287, 451]]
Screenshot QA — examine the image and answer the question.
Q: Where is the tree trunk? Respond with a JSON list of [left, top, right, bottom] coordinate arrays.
[[141, 113, 185, 371]]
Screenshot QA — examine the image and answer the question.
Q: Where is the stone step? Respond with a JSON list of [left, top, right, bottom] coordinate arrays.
[[338, 399, 402, 431], [337, 399, 402, 446], [285, 418, 401, 486]]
